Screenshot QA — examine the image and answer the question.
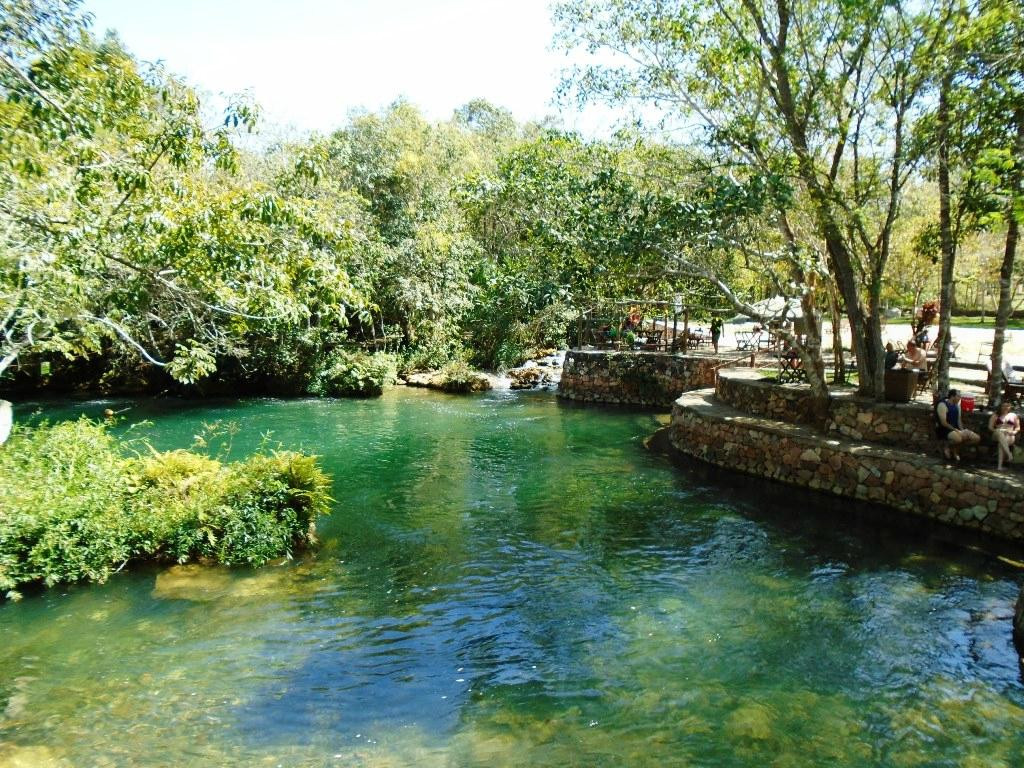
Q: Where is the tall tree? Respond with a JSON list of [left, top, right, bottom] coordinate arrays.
[[556, 0, 948, 398], [1, 2, 362, 382]]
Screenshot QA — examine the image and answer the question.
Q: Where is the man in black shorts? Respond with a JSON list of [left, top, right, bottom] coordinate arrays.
[[934, 389, 981, 461]]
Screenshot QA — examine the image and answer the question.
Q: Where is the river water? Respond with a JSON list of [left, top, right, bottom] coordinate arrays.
[[2, 387, 1024, 766]]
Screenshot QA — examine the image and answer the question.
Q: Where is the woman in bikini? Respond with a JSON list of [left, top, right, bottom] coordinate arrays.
[[988, 401, 1020, 470]]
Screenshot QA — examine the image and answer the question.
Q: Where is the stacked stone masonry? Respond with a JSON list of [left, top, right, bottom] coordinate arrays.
[[716, 371, 992, 448], [558, 349, 723, 408], [671, 388, 1024, 542]]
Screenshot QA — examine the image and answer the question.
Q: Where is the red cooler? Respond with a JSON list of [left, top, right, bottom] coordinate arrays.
[[961, 394, 975, 413]]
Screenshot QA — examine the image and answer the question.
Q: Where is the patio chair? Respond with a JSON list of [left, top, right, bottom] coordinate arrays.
[[978, 341, 993, 365], [914, 363, 935, 396], [641, 329, 664, 351]]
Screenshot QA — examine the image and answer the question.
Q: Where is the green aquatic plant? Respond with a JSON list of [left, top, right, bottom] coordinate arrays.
[[0, 419, 332, 597]]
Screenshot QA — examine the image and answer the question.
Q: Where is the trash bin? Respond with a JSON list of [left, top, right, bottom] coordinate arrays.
[[884, 368, 917, 403]]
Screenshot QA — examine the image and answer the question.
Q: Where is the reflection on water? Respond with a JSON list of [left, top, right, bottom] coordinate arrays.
[[2, 388, 1024, 766]]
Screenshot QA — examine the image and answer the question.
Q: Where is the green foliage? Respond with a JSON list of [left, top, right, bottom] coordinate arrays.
[[132, 449, 331, 567], [1, 4, 364, 385], [0, 419, 332, 596], [0, 419, 136, 591], [310, 349, 398, 397], [434, 360, 491, 393]]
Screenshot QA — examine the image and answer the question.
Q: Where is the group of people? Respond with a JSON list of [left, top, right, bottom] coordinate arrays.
[[934, 390, 1020, 469], [882, 335, 1020, 468], [883, 340, 927, 371]]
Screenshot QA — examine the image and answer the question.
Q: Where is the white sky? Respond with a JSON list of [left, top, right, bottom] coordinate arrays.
[[82, 0, 625, 137]]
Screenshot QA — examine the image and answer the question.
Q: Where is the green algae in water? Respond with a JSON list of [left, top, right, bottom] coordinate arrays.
[[2, 388, 1024, 766]]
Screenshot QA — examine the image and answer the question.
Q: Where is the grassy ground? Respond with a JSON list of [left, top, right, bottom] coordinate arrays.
[[886, 316, 1024, 330]]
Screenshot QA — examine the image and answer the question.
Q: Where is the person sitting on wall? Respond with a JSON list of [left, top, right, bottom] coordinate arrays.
[[934, 389, 981, 461], [899, 341, 926, 370], [1003, 357, 1022, 384], [884, 342, 899, 370], [988, 401, 1020, 470]]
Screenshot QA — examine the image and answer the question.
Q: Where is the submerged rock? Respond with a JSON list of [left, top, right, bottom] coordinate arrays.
[[152, 563, 289, 601], [724, 702, 775, 741], [401, 370, 495, 393], [0, 745, 66, 768]]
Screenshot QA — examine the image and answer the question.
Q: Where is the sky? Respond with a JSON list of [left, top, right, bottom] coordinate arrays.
[[82, 0, 624, 137]]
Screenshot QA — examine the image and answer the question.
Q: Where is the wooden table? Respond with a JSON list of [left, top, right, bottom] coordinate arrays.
[[735, 331, 755, 350]]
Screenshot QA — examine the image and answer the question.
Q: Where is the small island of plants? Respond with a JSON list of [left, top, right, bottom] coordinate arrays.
[[0, 419, 331, 599]]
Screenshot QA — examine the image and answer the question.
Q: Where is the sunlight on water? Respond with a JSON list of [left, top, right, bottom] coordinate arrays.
[[2, 388, 1023, 766]]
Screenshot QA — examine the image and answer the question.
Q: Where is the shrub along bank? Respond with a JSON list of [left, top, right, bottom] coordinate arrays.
[[0, 419, 332, 599]]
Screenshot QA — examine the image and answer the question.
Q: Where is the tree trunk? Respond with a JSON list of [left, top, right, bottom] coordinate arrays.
[[988, 109, 1024, 405], [796, 293, 830, 427], [827, 284, 845, 384], [935, 71, 955, 398], [821, 236, 882, 398]]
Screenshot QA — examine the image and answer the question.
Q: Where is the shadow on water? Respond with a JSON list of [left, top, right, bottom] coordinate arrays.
[[646, 424, 1024, 571]]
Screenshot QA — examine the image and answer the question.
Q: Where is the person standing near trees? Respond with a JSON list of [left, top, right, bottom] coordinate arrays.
[[710, 316, 723, 353]]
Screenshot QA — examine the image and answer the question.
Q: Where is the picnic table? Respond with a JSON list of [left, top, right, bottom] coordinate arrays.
[[639, 328, 664, 351], [686, 330, 711, 349]]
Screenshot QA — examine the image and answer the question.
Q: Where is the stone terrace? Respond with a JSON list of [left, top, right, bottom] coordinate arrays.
[[671, 370, 1024, 542]]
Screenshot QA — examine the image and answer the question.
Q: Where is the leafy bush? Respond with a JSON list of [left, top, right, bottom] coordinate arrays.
[[434, 360, 492, 393], [401, 337, 462, 374], [133, 450, 331, 567], [0, 419, 332, 597], [0, 420, 137, 592], [310, 349, 398, 397]]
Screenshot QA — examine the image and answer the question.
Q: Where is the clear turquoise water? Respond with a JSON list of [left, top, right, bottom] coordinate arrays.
[[2, 387, 1024, 767]]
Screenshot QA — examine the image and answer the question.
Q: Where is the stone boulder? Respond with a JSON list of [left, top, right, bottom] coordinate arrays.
[[401, 369, 495, 393], [508, 364, 549, 390]]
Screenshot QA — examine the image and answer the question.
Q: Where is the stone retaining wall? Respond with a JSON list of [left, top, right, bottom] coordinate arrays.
[[716, 372, 818, 424], [670, 390, 1024, 541], [716, 371, 992, 448], [558, 350, 722, 408]]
